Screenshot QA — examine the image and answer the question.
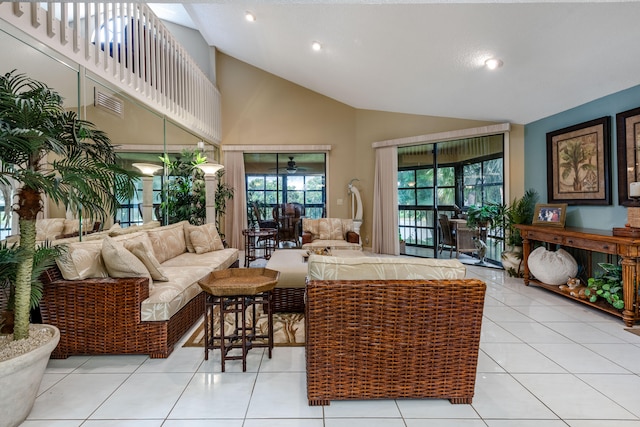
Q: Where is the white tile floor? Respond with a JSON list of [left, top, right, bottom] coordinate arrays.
[[23, 265, 640, 427]]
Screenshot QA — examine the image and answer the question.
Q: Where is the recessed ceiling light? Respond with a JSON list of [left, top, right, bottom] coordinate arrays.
[[245, 11, 256, 22], [485, 58, 503, 70], [311, 41, 322, 51]]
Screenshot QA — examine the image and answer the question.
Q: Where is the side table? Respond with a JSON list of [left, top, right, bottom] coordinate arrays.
[[199, 268, 280, 372], [242, 228, 277, 267]]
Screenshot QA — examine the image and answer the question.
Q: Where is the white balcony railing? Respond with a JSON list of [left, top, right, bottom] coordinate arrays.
[[0, 2, 221, 143]]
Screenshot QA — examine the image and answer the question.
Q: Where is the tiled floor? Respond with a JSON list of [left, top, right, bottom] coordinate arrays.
[[23, 265, 640, 427]]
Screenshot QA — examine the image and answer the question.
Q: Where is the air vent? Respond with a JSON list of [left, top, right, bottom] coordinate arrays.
[[94, 88, 124, 118]]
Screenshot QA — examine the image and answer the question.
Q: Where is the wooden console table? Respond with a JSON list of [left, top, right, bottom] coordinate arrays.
[[516, 224, 640, 326]]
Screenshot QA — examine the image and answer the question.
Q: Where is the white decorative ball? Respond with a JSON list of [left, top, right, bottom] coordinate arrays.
[[528, 246, 578, 285]]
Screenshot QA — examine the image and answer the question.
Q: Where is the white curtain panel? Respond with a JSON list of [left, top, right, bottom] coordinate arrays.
[[224, 151, 247, 250], [372, 146, 399, 255]]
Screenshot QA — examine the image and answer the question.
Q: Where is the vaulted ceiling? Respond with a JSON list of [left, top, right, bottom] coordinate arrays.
[[150, 1, 640, 125]]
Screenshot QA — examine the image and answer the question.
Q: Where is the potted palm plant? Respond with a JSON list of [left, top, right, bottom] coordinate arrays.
[[0, 70, 136, 427], [500, 189, 539, 276]]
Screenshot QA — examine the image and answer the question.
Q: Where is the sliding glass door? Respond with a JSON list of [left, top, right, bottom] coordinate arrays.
[[244, 153, 326, 226], [398, 134, 504, 263]]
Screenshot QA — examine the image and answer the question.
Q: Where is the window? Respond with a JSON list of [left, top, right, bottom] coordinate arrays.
[[463, 157, 504, 207], [397, 134, 504, 263], [244, 153, 326, 226]]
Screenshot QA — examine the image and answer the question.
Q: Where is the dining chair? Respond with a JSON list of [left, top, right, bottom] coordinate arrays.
[[438, 214, 457, 257]]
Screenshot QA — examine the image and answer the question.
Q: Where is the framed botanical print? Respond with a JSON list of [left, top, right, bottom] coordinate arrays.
[[616, 106, 640, 206], [546, 116, 611, 205]]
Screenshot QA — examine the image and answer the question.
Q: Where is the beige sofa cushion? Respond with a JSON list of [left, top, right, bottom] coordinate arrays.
[[304, 218, 355, 241], [140, 266, 209, 321], [161, 248, 239, 270], [302, 239, 362, 251], [308, 255, 466, 281], [109, 220, 161, 237], [36, 218, 66, 241], [127, 241, 169, 282], [146, 221, 188, 263], [319, 218, 343, 240], [101, 237, 151, 283], [187, 223, 224, 254], [61, 219, 94, 235], [303, 219, 320, 237], [55, 240, 109, 280]]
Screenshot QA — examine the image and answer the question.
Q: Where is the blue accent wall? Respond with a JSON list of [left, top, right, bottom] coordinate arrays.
[[525, 85, 640, 231]]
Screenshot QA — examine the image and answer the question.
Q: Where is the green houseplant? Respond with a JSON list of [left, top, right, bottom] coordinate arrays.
[[214, 168, 234, 240], [466, 203, 502, 233], [0, 70, 136, 341], [0, 242, 62, 334], [160, 149, 207, 226], [500, 189, 539, 277], [0, 70, 136, 427], [585, 263, 624, 310], [503, 189, 539, 247]]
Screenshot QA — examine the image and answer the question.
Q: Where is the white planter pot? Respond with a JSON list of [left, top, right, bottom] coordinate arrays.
[[501, 246, 524, 277], [0, 324, 60, 427]]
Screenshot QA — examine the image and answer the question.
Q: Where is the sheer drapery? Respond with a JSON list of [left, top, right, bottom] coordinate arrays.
[[372, 146, 398, 255], [224, 151, 247, 250]]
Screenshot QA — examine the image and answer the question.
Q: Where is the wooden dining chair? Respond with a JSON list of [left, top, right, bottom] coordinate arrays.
[[438, 214, 457, 257]]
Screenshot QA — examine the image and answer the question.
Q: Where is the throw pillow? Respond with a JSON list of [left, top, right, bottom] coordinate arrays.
[[101, 237, 152, 284], [36, 218, 65, 241], [303, 219, 319, 238], [184, 221, 195, 253], [188, 223, 224, 254], [528, 246, 578, 285], [55, 240, 109, 280], [128, 241, 169, 282], [146, 221, 188, 263]]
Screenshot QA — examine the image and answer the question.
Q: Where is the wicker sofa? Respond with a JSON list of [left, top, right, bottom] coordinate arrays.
[[305, 254, 486, 405], [301, 218, 361, 250], [39, 220, 239, 359]]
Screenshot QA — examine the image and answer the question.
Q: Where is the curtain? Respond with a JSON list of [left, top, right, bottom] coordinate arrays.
[[224, 151, 247, 250], [372, 146, 398, 255]]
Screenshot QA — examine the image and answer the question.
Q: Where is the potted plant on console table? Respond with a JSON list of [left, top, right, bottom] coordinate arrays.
[[501, 189, 539, 277], [0, 70, 137, 427]]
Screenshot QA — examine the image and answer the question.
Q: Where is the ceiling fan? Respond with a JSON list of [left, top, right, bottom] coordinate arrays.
[[266, 156, 307, 174], [286, 156, 298, 174]]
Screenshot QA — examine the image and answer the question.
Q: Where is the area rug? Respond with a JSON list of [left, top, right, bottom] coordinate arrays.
[[183, 309, 305, 347]]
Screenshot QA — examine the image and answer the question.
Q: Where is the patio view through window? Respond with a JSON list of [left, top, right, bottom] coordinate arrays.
[[398, 135, 504, 263]]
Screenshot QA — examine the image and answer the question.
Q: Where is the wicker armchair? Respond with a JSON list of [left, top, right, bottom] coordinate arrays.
[[306, 278, 486, 405]]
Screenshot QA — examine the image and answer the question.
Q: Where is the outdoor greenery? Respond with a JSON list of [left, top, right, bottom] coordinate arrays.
[[585, 262, 624, 310], [0, 70, 137, 340], [246, 174, 325, 220]]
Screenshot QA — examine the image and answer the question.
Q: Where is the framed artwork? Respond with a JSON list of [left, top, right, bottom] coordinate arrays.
[[532, 203, 567, 227], [616, 106, 640, 207], [546, 116, 611, 205]]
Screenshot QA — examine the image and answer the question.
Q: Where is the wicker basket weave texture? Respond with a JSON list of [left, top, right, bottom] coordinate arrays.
[[39, 265, 206, 359], [305, 278, 486, 405]]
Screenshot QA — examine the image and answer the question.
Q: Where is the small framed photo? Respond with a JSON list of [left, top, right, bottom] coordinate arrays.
[[532, 203, 567, 227]]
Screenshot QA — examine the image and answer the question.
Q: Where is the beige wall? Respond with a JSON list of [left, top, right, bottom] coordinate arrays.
[[217, 52, 525, 246]]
